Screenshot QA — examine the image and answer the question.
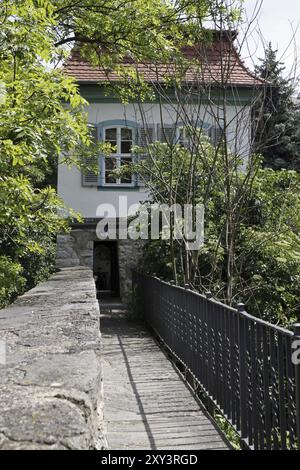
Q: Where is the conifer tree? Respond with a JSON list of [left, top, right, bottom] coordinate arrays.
[[254, 43, 300, 170]]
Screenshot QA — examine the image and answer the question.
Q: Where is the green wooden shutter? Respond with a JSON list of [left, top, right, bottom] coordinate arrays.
[[137, 125, 156, 148], [82, 125, 99, 187], [157, 124, 175, 145]]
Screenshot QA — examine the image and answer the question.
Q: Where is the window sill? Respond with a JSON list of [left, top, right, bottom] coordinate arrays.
[[97, 186, 144, 191]]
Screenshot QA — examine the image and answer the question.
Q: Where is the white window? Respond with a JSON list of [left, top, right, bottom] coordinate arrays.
[[176, 127, 190, 147], [103, 126, 135, 186], [175, 124, 222, 148]]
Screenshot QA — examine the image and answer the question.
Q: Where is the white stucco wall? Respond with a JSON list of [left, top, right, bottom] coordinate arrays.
[[58, 101, 251, 218], [58, 162, 148, 218]]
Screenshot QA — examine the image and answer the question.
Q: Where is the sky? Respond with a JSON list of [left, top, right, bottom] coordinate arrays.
[[241, 0, 300, 80]]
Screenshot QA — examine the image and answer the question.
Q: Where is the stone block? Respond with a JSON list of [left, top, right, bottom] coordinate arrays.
[[0, 267, 105, 450]]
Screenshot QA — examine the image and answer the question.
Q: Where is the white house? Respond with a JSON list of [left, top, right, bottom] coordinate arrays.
[[57, 31, 264, 301]]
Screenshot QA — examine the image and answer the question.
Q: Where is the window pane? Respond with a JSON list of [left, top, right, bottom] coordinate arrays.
[[121, 128, 132, 153], [121, 141, 132, 153], [120, 158, 132, 183], [105, 157, 117, 184], [107, 142, 117, 152], [105, 128, 117, 141], [121, 128, 132, 141], [105, 128, 117, 152]]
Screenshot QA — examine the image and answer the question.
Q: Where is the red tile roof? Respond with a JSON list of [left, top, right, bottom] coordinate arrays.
[[64, 36, 264, 87]]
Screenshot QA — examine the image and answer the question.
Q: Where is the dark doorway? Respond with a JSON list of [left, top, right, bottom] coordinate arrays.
[[93, 241, 119, 298]]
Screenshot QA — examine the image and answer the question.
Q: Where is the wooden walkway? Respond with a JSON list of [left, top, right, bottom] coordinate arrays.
[[100, 309, 229, 450]]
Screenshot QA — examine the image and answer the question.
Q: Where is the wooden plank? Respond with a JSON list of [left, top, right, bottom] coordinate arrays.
[[101, 310, 230, 450]]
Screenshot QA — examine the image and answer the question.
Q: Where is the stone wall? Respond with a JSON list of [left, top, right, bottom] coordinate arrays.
[[56, 229, 143, 303], [118, 238, 144, 301], [0, 267, 105, 450]]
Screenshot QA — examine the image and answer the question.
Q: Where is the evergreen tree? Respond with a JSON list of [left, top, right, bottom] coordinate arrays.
[[254, 43, 300, 170]]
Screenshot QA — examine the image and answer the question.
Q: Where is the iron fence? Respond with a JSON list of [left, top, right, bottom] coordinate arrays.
[[132, 271, 300, 450]]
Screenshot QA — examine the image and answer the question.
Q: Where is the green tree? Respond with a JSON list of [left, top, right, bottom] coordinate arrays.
[[129, 140, 300, 326], [0, 0, 190, 306], [0, 1, 99, 306], [235, 167, 300, 325], [254, 43, 300, 170]]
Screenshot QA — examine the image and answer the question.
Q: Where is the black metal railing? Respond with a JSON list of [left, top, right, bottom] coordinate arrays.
[[133, 272, 300, 450]]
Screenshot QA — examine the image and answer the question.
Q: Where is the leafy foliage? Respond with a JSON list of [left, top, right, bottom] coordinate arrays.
[[0, 256, 25, 308], [124, 137, 300, 327], [254, 43, 300, 170], [0, 0, 198, 306], [0, 1, 100, 306], [234, 168, 300, 325]]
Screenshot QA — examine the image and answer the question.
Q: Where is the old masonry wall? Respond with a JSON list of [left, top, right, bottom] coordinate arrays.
[[56, 230, 144, 303], [0, 267, 106, 450]]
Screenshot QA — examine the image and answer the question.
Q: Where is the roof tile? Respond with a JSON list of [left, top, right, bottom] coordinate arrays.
[[64, 39, 264, 87]]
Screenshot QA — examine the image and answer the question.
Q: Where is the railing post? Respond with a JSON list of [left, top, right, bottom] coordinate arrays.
[[293, 323, 300, 449], [238, 302, 248, 439]]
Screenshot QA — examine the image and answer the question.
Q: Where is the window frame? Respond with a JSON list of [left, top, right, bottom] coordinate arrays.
[[175, 122, 221, 148], [176, 126, 190, 147], [102, 125, 136, 187]]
